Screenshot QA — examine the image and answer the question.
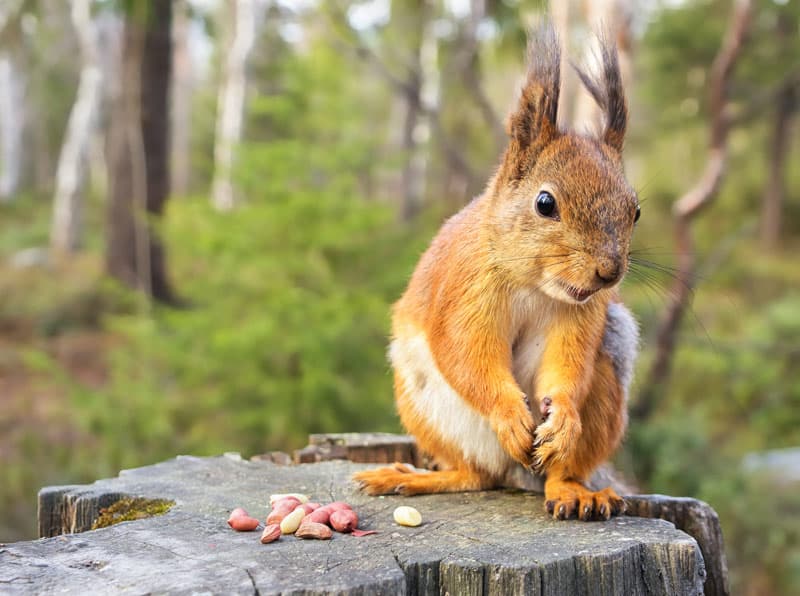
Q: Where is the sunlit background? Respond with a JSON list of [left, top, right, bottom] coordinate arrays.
[[0, 1, 798, 593]]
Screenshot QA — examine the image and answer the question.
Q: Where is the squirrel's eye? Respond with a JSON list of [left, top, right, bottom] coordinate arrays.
[[535, 191, 557, 219], [634, 204, 641, 223]]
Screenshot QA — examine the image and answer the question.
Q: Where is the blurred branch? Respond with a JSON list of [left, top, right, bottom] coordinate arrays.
[[453, 0, 506, 153], [634, 0, 753, 422], [728, 66, 800, 129], [0, 0, 34, 47], [324, 6, 416, 98], [325, 6, 478, 208]]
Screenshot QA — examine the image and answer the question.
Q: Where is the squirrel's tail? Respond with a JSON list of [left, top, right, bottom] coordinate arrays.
[[353, 462, 493, 496]]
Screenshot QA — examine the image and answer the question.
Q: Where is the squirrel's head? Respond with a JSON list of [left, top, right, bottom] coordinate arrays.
[[488, 23, 639, 305]]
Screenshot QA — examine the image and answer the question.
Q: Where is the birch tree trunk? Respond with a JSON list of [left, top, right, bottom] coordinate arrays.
[[572, 0, 633, 133], [171, 0, 191, 197], [211, 0, 256, 212], [0, 53, 24, 202], [51, 0, 103, 253], [550, 0, 578, 130]]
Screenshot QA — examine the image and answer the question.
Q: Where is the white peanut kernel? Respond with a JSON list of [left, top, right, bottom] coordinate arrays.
[[279, 506, 306, 534], [393, 506, 422, 527]]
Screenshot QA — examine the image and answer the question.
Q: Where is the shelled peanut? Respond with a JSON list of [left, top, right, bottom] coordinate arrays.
[[227, 507, 261, 532], [227, 494, 378, 543]]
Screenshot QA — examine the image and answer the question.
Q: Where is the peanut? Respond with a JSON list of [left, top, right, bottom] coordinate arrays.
[[279, 506, 306, 534], [326, 501, 352, 512], [269, 493, 309, 506], [302, 508, 330, 526], [266, 497, 301, 525], [260, 524, 281, 544], [228, 515, 260, 531], [330, 509, 359, 533], [295, 522, 332, 540], [295, 503, 317, 515], [228, 507, 249, 520], [393, 506, 422, 527]]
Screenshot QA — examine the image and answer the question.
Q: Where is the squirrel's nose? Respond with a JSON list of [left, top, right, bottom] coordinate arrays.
[[595, 259, 622, 286]]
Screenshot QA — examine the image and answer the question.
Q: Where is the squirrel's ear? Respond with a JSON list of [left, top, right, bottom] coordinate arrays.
[[573, 32, 627, 153], [499, 22, 560, 182]]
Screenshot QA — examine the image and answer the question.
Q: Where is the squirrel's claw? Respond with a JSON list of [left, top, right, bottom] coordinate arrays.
[[531, 400, 581, 474]]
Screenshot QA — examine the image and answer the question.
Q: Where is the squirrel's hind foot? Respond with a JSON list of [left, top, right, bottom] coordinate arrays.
[[544, 479, 625, 521], [353, 463, 491, 496]]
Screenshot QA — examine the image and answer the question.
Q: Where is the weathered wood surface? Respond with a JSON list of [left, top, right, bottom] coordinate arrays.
[[293, 432, 423, 467], [626, 495, 728, 596], [0, 454, 711, 596]]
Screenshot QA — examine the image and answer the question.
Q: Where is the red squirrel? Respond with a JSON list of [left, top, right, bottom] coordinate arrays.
[[354, 24, 640, 521]]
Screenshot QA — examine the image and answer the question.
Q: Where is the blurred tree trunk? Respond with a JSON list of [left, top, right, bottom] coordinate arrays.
[[635, 0, 753, 422], [459, 0, 504, 153], [211, 0, 256, 212], [759, 11, 796, 251], [0, 0, 26, 202], [401, 0, 438, 221], [51, 0, 103, 254], [170, 0, 192, 197], [572, 0, 633, 132], [0, 53, 24, 202], [106, 1, 176, 303], [550, 0, 578, 130]]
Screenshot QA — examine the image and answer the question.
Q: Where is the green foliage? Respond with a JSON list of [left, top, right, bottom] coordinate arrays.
[[60, 29, 435, 468], [2, 2, 800, 593], [86, 193, 424, 464]]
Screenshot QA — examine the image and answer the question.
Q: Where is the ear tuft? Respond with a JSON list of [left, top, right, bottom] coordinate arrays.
[[572, 31, 627, 152], [500, 21, 561, 182]]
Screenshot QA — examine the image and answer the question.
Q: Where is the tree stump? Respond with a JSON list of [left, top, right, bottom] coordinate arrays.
[[0, 434, 727, 595]]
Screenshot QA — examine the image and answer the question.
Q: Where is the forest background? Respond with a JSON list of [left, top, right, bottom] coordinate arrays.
[[0, 0, 798, 594]]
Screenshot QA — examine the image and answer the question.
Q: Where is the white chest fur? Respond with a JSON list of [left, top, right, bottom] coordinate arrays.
[[509, 289, 555, 397], [389, 332, 513, 477], [389, 291, 555, 477]]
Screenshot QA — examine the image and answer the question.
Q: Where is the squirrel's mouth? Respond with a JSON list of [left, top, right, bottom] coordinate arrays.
[[560, 282, 599, 303]]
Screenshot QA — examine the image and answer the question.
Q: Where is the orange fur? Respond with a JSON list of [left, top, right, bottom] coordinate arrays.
[[354, 24, 638, 521]]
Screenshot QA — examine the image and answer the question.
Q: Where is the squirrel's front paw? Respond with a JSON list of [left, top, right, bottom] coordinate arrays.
[[531, 397, 582, 473], [491, 392, 536, 466]]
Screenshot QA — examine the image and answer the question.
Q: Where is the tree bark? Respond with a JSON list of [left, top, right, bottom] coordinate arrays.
[[572, 0, 633, 133], [759, 11, 796, 251], [0, 52, 24, 202], [400, 0, 439, 221], [457, 0, 504, 153], [550, 0, 576, 129], [106, 1, 175, 303], [170, 0, 192, 197], [634, 0, 753, 422], [51, 0, 103, 254], [211, 0, 256, 211]]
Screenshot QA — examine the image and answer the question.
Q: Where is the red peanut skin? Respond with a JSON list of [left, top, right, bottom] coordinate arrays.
[[327, 501, 352, 512], [266, 498, 302, 525], [296, 521, 333, 540], [302, 508, 331, 525], [228, 515, 260, 531], [330, 509, 359, 533], [260, 524, 281, 543], [295, 503, 317, 515]]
